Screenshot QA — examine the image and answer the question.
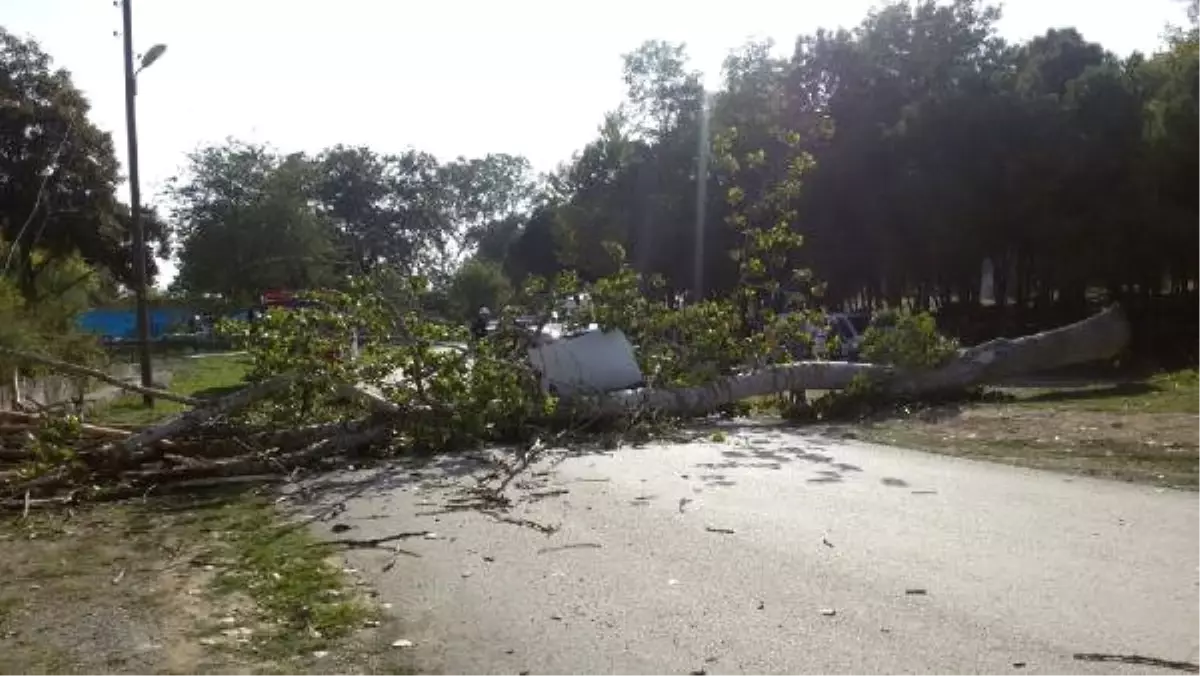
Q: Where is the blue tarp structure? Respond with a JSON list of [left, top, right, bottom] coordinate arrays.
[[76, 307, 192, 340]]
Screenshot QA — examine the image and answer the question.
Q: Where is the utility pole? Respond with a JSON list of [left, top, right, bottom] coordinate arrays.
[[120, 0, 154, 406]]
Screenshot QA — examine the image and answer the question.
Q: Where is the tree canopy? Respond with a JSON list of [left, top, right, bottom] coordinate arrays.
[[161, 0, 1196, 361], [0, 27, 168, 298]]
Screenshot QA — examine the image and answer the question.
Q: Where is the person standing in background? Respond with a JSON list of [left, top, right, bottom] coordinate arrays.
[[471, 306, 491, 341]]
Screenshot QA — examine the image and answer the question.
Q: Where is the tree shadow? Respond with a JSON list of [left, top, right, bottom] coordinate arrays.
[[660, 417, 792, 444], [289, 449, 500, 511], [807, 470, 843, 484], [1018, 382, 1157, 404], [139, 486, 260, 514], [191, 383, 247, 400], [697, 473, 738, 487], [697, 432, 871, 478]]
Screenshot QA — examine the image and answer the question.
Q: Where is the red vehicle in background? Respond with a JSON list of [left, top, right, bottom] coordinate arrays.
[[261, 289, 303, 309], [259, 289, 359, 363]]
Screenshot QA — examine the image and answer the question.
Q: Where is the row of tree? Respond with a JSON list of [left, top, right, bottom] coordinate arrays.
[[164, 142, 538, 308], [0, 27, 180, 370], [0, 22, 541, 323], [1, 27, 170, 303], [482, 0, 1197, 315], [3, 1, 1196, 362], [162, 1, 1196, 324]]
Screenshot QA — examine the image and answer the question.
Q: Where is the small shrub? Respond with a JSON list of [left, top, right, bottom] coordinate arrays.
[[798, 310, 961, 423], [860, 309, 959, 369]]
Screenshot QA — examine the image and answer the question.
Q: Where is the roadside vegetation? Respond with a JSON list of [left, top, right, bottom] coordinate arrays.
[[0, 356, 408, 674], [1000, 369, 1198, 415], [93, 354, 251, 427]]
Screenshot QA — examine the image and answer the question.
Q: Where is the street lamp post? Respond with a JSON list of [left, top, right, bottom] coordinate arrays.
[[119, 0, 165, 407]]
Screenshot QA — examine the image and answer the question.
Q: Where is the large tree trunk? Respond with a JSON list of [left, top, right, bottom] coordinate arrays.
[[887, 304, 1128, 396], [108, 371, 299, 466], [575, 305, 1130, 417]]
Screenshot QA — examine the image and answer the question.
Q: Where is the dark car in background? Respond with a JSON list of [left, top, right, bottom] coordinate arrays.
[[780, 311, 873, 361]]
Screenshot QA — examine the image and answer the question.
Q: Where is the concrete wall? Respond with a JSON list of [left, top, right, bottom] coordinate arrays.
[[0, 362, 141, 411]]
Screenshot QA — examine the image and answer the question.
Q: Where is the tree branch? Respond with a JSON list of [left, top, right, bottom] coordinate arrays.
[[0, 347, 200, 406]]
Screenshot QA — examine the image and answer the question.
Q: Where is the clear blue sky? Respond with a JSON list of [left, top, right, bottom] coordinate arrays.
[[5, 0, 1188, 285]]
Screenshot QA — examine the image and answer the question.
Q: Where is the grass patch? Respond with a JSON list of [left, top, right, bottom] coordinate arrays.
[[0, 596, 19, 627], [91, 354, 251, 426], [2, 353, 409, 673], [196, 499, 373, 660], [1001, 369, 1198, 414], [0, 504, 180, 674], [848, 369, 1198, 489], [860, 425, 1198, 489]]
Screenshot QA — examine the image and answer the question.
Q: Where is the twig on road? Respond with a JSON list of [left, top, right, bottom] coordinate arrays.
[[326, 531, 432, 549], [479, 510, 559, 535], [1072, 653, 1199, 673], [536, 542, 602, 555]]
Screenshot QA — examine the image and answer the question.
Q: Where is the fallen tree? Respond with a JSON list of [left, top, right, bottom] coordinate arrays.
[[0, 137, 1142, 509], [578, 304, 1130, 417], [0, 298, 1131, 506]]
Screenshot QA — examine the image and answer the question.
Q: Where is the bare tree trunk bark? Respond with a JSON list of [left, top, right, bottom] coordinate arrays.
[[888, 304, 1128, 396], [109, 372, 298, 465]]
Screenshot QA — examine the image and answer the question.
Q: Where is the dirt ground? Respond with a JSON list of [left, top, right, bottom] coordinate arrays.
[[847, 370, 1199, 489], [0, 495, 417, 675], [2, 354, 418, 675]]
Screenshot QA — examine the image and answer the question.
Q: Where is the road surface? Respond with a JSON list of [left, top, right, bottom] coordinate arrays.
[[295, 421, 1199, 674]]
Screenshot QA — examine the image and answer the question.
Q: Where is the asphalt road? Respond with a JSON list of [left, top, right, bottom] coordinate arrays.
[[297, 422, 1199, 675]]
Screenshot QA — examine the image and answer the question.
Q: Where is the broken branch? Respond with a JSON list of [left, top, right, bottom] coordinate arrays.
[[0, 347, 201, 406]]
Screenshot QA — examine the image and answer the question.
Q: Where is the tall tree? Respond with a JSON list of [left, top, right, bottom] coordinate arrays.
[[315, 145, 447, 275], [0, 27, 167, 295], [168, 141, 339, 305], [442, 153, 537, 277]]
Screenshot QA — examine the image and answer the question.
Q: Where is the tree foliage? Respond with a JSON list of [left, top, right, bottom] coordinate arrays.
[[0, 27, 168, 297], [0, 27, 174, 370], [167, 142, 341, 307], [860, 310, 959, 370], [164, 0, 1194, 364], [168, 143, 541, 306]]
